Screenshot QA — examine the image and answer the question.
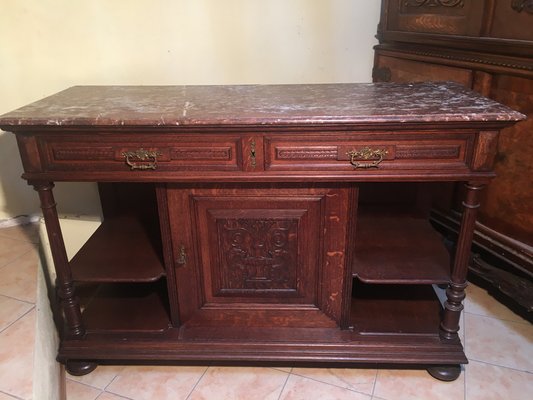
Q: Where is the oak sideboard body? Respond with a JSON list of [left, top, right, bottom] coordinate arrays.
[[0, 83, 524, 380]]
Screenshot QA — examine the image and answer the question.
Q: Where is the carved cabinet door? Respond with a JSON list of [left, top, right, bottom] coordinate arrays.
[[164, 184, 357, 330]]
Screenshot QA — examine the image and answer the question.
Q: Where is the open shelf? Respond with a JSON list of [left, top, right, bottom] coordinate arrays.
[[353, 208, 450, 284], [70, 215, 165, 283], [78, 281, 171, 334], [350, 281, 442, 336]]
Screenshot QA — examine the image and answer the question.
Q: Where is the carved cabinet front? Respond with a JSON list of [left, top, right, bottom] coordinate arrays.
[[163, 185, 357, 330]]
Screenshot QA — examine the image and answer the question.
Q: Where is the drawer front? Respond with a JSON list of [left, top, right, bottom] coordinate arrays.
[[265, 133, 473, 172], [39, 134, 242, 172]]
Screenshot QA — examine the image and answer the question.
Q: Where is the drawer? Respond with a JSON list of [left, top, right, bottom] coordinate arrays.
[[264, 133, 474, 172], [38, 134, 243, 172]]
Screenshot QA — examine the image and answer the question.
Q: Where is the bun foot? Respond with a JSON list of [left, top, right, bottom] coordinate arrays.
[[65, 360, 97, 376], [427, 365, 462, 381]]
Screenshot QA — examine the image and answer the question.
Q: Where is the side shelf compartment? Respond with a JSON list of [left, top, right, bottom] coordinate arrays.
[[352, 209, 451, 284], [70, 215, 165, 283], [349, 182, 451, 336], [77, 281, 172, 334], [350, 281, 442, 335], [68, 183, 175, 336]]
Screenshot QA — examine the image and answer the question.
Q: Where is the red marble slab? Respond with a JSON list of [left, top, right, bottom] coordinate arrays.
[[0, 82, 525, 129]]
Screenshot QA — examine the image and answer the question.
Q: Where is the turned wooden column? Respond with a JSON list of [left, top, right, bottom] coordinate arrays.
[[440, 182, 485, 340], [32, 181, 85, 339]]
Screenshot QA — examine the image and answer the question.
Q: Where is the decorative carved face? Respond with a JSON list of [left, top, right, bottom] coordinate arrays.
[[218, 218, 298, 290]]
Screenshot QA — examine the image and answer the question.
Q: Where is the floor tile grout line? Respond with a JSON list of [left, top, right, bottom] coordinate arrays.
[[65, 377, 104, 398], [463, 309, 531, 326], [467, 358, 533, 374], [101, 370, 125, 392], [285, 371, 376, 397], [0, 305, 35, 334], [463, 310, 467, 400], [464, 363, 467, 400], [0, 388, 25, 400], [276, 370, 291, 400], [100, 390, 135, 400], [0, 231, 40, 245], [0, 247, 39, 271], [184, 365, 210, 400], [288, 369, 376, 397], [103, 385, 136, 400], [0, 293, 36, 306], [370, 369, 378, 397], [66, 376, 104, 391], [464, 308, 531, 325]]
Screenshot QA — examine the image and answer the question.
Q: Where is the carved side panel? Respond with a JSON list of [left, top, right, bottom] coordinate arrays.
[[216, 218, 299, 293], [388, 0, 485, 36], [403, 0, 464, 8]]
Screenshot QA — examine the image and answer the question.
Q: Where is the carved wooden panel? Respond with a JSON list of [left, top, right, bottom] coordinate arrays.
[[212, 212, 301, 294], [196, 197, 320, 305], [165, 184, 357, 327], [386, 0, 484, 36]]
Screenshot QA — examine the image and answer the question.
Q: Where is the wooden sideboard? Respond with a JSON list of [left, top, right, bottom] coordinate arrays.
[[0, 83, 524, 381], [374, 0, 533, 313]]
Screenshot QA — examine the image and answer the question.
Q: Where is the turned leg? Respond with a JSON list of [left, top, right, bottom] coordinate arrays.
[[440, 182, 484, 341], [427, 365, 462, 381], [33, 182, 85, 338], [65, 360, 98, 376]]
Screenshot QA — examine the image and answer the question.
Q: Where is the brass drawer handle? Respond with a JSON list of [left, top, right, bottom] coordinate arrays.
[[347, 147, 389, 169], [122, 148, 161, 170]]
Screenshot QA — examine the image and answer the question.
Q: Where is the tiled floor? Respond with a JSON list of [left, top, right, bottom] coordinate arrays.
[[0, 223, 531, 400]]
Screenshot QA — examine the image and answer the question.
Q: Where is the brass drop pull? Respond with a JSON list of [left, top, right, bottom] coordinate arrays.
[[176, 245, 187, 266], [347, 147, 388, 169], [122, 148, 161, 170]]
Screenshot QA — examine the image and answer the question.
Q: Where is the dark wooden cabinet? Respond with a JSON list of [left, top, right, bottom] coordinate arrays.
[[374, 0, 533, 313], [0, 83, 523, 381]]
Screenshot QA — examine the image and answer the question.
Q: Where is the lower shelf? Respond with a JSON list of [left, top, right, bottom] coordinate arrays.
[[78, 281, 171, 334], [350, 282, 442, 336], [353, 209, 451, 284]]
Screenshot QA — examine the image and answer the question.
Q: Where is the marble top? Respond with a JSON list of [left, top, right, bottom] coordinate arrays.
[[0, 82, 525, 129]]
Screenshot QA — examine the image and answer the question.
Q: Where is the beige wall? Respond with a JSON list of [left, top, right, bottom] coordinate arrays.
[[0, 0, 381, 221]]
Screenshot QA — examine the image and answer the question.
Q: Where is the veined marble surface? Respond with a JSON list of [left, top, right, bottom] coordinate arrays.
[[0, 82, 526, 129]]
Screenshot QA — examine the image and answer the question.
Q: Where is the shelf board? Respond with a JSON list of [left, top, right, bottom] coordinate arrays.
[[353, 210, 450, 284], [80, 282, 171, 334], [70, 215, 165, 283], [351, 283, 442, 336]]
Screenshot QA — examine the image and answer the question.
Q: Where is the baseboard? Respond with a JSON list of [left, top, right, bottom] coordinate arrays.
[[0, 213, 41, 228]]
